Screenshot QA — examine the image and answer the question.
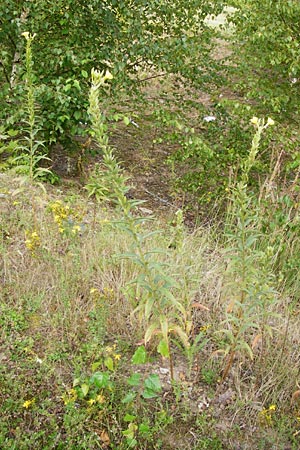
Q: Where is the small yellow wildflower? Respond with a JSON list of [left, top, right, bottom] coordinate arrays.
[[114, 354, 121, 361], [103, 70, 113, 81], [87, 398, 96, 406], [96, 394, 106, 404], [23, 398, 35, 409], [71, 225, 81, 235], [90, 288, 99, 295], [61, 388, 78, 405], [267, 117, 275, 126], [250, 117, 259, 125], [25, 230, 41, 254], [200, 323, 211, 333], [22, 31, 36, 40], [259, 404, 276, 426]]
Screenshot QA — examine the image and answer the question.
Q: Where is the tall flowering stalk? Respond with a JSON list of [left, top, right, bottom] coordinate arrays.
[[14, 32, 51, 183]]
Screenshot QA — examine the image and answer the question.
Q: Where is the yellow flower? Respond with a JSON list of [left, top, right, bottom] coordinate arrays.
[[267, 117, 275, 126], [268, 404, 276, 411], [22, 31, 36, 40], [25, 230, 40, 253], [200, 324, 211, 333], [250, 116, 259, 125], [23, 398, 35, 409], [114, 354, 121, 361], [90, 288, 98, 295], [87, 398, 96, 405], [104, 70, 113, 81], [96, 394, 105, 404], [61, 388, 77, 405], [72, 225, 81, 235]]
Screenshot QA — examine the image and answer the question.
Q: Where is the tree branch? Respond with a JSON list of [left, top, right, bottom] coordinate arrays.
[[0, 60, 10, 84]]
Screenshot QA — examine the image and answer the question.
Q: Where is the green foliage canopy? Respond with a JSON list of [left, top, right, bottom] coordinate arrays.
[[228, 0, 300, 116], [0, 0, 223, 147]]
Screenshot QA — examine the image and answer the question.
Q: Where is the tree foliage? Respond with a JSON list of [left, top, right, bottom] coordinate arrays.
[[0, 0, 223, 148], [228, 0, 300, 116]]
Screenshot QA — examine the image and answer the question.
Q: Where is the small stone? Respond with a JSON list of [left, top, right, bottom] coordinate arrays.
[[159, 367, 169, 375], [203, 116, 216, 122]]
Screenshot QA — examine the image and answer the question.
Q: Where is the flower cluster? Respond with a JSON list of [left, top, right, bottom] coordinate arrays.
[[90, 286, 114, 307], [87, 394, 106, 406], [49, 200, 70, 233], [250, 117, 275, 128], [61, 388, 78, 406], [105, 343, 121, 362], [48, 200, 83, 235], [23, 398, 35, 409], [25, 230, 40, 255], [258, 404, 276, 426]]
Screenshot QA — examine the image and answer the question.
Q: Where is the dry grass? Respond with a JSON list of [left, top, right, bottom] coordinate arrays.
[[1, 172, 300, 449]]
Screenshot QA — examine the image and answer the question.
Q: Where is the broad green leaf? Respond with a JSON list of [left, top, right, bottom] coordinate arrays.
[[131, 346, 147, 364], [121, 391, 137, 404], [127, 373, 141, 386], [89, 371, 110, 388], [139, 423, 150, 433], [142, 374, 162, 399], [123, 414, 136, 422], [157, 339, 169, 358], [104, 356, 114, 371]]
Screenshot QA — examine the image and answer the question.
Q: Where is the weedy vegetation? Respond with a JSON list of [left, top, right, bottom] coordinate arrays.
[[1, 1, 300, 449]]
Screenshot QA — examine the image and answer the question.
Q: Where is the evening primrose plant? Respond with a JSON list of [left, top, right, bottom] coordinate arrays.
[[86, 68, 193, 381], [12, 32, 52, 184], [221, 117, 278, 381]]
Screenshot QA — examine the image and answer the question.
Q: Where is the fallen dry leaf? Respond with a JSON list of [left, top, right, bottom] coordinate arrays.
[[251, 334, 262, 350], [99, 430, 110, 446], [291, 390, 300, 405], [191, 302, 210, 311]]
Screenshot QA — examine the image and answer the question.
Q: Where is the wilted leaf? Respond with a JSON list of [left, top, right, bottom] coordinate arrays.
[[81, 383, 89, 397]]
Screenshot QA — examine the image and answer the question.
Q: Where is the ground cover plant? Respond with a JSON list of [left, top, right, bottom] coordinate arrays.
[[1, 3, 300, 449]]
